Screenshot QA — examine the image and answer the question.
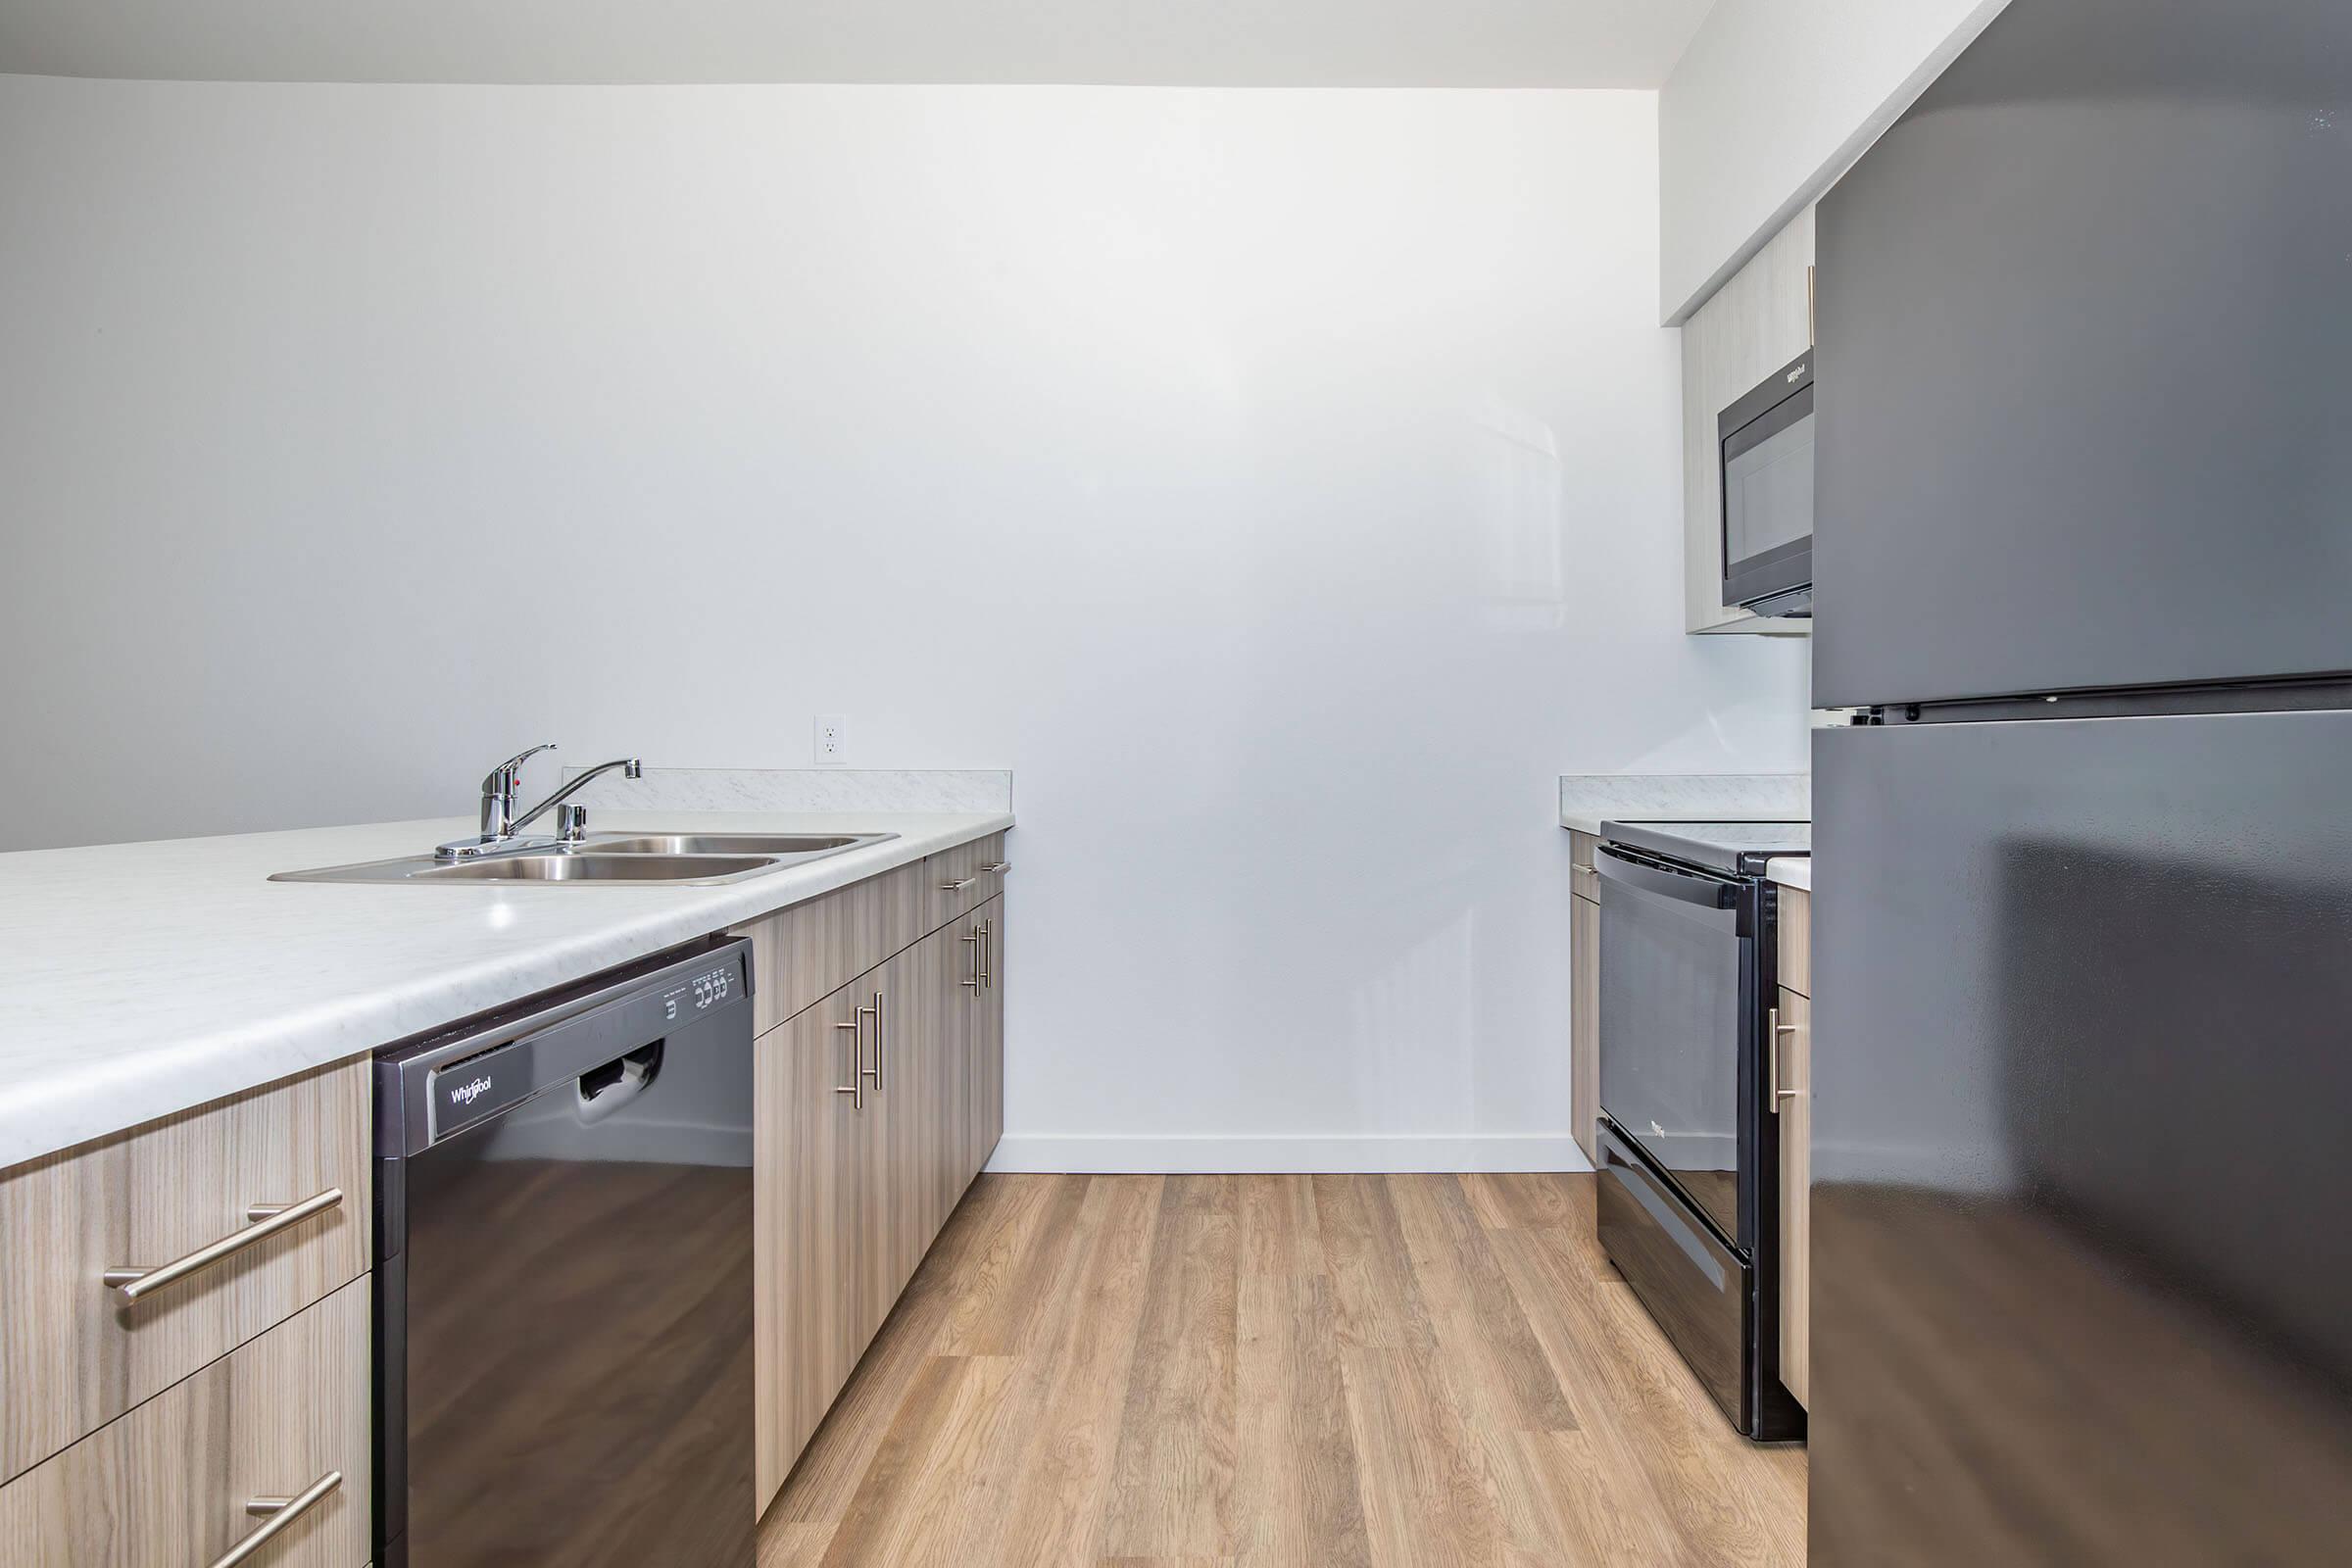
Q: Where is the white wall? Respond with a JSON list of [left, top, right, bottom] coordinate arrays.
[[0, 75, 1811, 1169], [1657, 0, 2012, 322]]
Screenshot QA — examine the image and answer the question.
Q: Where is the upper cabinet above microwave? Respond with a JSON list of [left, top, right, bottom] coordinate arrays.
[[1679, 206, 1816, 637]]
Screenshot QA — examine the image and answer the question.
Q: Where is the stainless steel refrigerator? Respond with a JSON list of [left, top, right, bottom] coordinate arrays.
[[1809, 1, 2352, 1561]]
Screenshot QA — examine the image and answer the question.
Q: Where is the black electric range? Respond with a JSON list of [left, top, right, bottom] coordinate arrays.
[[1592, 818, 1808, 1441]]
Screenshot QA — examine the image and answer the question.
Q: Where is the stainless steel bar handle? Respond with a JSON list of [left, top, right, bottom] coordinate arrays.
[[940, 875, 978, 892], [1769, 1009, 1801, 1111], [210, 1469, 341, 1568], [983, 861, 1011, 875], [104, 1189, 344, 1301], [980, 920, 993, 990], [861, 992, 884, 1090], [834, 1018, 863, 1108], [961, 929, 982, 989]]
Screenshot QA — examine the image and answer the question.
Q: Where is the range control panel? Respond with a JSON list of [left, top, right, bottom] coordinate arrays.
[[661, 962, 737, 1022]]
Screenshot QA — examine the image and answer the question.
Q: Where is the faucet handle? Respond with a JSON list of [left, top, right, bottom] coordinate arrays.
[[474, 743, 557, 845], [481, 743, 557, 801]]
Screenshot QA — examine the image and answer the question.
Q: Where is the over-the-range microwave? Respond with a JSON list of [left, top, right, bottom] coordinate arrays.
[[1720, 350, 1814, 618]]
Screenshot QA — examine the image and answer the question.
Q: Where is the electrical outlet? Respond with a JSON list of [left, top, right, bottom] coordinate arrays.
[[815, 714, 849, 766]]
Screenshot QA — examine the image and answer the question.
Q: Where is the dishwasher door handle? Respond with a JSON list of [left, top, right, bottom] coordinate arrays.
[[575, 1044, 663, 1125]]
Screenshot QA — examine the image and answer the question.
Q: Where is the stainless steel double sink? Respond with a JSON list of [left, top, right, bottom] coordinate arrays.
[[270, 832, 897, 887]]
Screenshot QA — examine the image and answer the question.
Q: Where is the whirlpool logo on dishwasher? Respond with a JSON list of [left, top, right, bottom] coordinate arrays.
[[447, 1075, 496, 1107]]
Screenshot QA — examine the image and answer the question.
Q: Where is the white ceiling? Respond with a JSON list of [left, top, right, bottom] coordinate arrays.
[[0, 0, 1718, 88]]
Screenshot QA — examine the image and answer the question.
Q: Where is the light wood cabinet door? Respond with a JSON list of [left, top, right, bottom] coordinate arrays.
[[926, 917, 977, 1240], [1776, 986, 1812, 1408], [0, 1276, 370, 1568], [942, 900, 1003, 1201], [753, 981, 877, 1511], [870, 934, 953, 1305], [873, 910, 999, 1298], [1570, 891, 1600, 1164], [972, 896, 1005, 1179], [0, 1059, 370, 1486]]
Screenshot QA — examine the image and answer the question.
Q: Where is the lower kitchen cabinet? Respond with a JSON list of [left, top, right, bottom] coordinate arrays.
[[1568, 831, 1600, 1164], [754, 977, 880, 1506], [973, 895, 1005, 1175], [1775, 884, 1813, 1410], [0, 1276, 370, 1567], [1570, 891, 1599, 1164], [1776, 986, 1812, 1408], [900, 892, 1005, 1293], [752, 902, 1007, 1511], [0, 1058, 370, 1488]]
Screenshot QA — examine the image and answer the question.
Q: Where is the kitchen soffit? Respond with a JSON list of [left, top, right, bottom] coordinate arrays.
[[0, 0, 1718, 88]]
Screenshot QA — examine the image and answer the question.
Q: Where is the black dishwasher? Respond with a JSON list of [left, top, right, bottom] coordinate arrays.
[[374, 936, 757, 1568]]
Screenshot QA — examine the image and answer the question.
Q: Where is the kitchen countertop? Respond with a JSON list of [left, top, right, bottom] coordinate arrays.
[[1558, 773, 1810, 835], [1766, 857, 1812, 892], [0, 808, 1009, 1171]]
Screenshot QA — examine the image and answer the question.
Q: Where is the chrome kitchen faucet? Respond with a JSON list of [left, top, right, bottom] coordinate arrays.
[[435, 745, 642, 860]]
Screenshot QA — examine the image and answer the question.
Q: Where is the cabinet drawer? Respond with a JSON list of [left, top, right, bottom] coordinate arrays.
[[0, 1060, 370, 1485], [0, 1274, 371, 1567], [1571, 863, 1600, 904], [926, 832, 1007, 932], [740, 858, 930, 1037]]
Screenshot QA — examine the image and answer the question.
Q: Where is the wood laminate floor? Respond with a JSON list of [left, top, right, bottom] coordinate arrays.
[[759, 1172, 1805, 1567]]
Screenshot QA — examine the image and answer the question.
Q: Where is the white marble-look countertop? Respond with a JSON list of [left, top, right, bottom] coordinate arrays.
[[1765, 857, 1812, 892], [1558, 773, 1810, 835], [0, 808, 1009, 1171]]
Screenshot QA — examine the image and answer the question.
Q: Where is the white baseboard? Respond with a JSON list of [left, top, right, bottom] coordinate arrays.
[[986, 1133, 1593, 1176]]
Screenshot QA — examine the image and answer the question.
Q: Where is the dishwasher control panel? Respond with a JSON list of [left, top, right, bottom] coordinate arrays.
[[385, 938, 754, 1154], [662, 961, 737, 1021]]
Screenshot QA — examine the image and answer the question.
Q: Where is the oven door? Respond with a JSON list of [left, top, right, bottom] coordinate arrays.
[[1596, 845, 1753, 1247]]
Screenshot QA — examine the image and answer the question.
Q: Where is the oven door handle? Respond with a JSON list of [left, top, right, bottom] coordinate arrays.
[[1594, 845, 1740, 910]]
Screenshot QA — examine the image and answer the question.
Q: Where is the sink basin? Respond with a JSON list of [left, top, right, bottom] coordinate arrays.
[[582, 833, 877, 857], [410, 854, 775, 883], [270, 829, 897, 886], [272, 852, 784, 885]]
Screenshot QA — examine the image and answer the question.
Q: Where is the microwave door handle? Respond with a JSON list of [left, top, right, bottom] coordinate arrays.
[[1594, 847, 1740, 911]]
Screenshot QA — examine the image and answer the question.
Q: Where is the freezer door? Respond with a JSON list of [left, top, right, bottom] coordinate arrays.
[[1813, 0, 2352, 709], [1810, 713, 2352, 1565]]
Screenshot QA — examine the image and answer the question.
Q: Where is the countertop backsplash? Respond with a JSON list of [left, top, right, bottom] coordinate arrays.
[[565, 766, 1012, 815]]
